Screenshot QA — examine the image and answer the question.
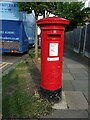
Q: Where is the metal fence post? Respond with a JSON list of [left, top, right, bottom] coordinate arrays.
[[78, 27, 82, 53], [83, 24, 88, 56]]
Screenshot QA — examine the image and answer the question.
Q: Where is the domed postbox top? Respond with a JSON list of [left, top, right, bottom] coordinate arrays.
[[37, 16, 70, 26]]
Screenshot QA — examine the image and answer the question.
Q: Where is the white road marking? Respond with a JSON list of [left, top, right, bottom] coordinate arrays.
[[0, 62, 13, 69]]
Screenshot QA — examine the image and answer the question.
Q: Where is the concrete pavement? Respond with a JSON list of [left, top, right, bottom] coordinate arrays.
[[34, 48, 89, 119]]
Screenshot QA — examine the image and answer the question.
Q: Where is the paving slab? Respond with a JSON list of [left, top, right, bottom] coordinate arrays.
[[42, 110, 88, 118], [65, 91, 88, 110], [71, 73, 88, 81], [52, 92, 67, 109], [83, 91, 88, 100], [88, 105, 90, 115], [62, 73, 74, 80], [67, 64, 86, 69], [69, 68, 88, 74], [63, 68, 70, 73], [62, 63, 68, 69], [83, 91, 89, 106], [71, 80, 88, 91], [62, 80, 75, 91], [64, 59, 81, 64]]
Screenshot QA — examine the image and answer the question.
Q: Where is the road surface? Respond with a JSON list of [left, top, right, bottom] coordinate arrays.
[[1, 53, 28, 76]]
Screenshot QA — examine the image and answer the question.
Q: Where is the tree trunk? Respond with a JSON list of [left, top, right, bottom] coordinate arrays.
[[46, 11, 49, 17], [35, 17, 38, 61]]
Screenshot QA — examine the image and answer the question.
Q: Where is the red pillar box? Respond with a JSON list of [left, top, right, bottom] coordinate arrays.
[[37, 16, 70, 101]]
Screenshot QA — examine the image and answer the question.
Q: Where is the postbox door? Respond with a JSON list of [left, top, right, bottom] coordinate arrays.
[[47, 30, 64, 62], [41, 30, 64, 90]]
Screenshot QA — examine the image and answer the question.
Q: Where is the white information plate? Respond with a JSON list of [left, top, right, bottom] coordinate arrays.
[[49, 43, 58, 56], [47, 57, 59, 61]]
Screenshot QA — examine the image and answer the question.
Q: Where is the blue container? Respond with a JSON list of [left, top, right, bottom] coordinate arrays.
[[24, 13, 36, 45], [0, 2, 35, 53]]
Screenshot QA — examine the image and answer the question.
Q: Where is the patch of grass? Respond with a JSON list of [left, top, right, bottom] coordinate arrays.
[[2, 58, 52, 118], [29, 53, 41, 58], [29, 48, 41, 58], [3, 90, 51, 118]]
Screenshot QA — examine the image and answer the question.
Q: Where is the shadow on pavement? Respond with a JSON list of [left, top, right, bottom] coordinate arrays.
[[64, 48, 89, 66]]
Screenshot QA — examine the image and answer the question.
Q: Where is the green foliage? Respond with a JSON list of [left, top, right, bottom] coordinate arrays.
[[18, 2, 90, 30], [54, 2, 90, 30], [18, 2, 56, 18]]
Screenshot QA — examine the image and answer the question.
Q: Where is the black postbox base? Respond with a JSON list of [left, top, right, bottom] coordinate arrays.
[[40, 87, 62, 103]]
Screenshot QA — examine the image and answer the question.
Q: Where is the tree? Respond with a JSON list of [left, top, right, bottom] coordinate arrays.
[[18, 2, 56, 60], [53, 2, 90, 31]]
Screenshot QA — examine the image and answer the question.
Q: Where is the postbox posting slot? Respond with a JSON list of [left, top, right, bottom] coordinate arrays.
[[48, 34, 61, 39]]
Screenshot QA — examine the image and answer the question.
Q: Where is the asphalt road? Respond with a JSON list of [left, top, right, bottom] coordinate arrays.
[[1, 53, 28, 76]]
